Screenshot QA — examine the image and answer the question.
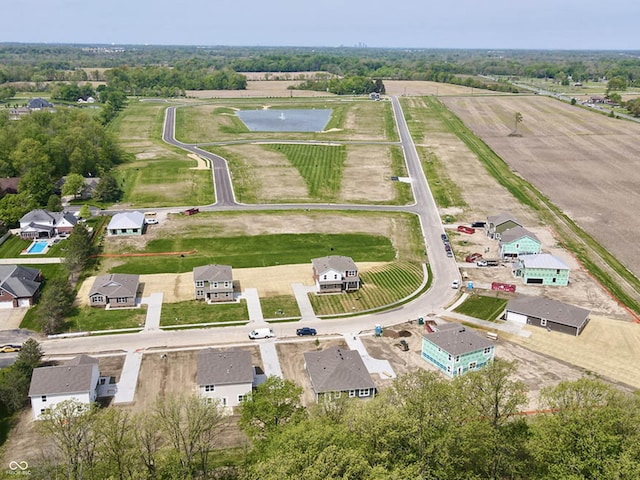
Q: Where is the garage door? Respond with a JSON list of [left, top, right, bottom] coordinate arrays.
[[526, 278, 543, 284], [0, 301, 14, 309], [506, 311, 527, 324], [18, 298, 31, 307]]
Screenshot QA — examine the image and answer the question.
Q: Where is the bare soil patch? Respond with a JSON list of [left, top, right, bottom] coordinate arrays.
[[440, 95, 640, 279], [385, 80, 504, 97], [187, 81, 336, 99]]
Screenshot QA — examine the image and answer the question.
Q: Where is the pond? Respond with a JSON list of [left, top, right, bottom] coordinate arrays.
[[236, 109, 332, 132]]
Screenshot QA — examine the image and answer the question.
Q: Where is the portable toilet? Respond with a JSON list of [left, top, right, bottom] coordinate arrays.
[[467, 281, 474, 290], [418, 317, 424, 325], [375, 324, 382, 337]]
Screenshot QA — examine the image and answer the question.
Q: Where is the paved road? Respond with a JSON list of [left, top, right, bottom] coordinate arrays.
[[38, 97, 464, 356]]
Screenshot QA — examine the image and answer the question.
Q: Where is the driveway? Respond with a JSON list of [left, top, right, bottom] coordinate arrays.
[[344, 334, 396, 379], [291, 283, 319, 321], [113, 350, 143, 404], [259, 340, 283, 378]]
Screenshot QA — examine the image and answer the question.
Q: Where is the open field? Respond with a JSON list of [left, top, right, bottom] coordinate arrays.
[[385, 80, 506, 97], [440, 95, 640, 281], [207, 143, 403, 204], [109, 101, 214, 207], [175, 98, 395, 143]]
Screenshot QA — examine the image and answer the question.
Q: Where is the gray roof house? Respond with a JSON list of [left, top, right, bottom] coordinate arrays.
[[499, 226, 542, 258], [55, 176, 100, 199], [193, 264, 234, 302], [505, 295, 591, 336], [0, 265, 42, 308], [19, 209, 78, 239], [304, 348, 376, 402], [422, 325, 495, 377], [29, 355, 100, 420], [88, 273, 140, 308], [486, 213, 522, 239], [197, 348, 254, 408], [27, 97, 53, 109], [107, 211, 145, 236], [311, 255, 360, 293]]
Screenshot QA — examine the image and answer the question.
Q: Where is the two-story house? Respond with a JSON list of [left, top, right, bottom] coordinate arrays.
[[485, 213, 522, 240], [499, 226, 542, 259], [515, 254, 570, 286], [196, 348, 254, 408], [311, 256, 360, 293], [422, 324, 495, 378], [193, 264, 234, 302]]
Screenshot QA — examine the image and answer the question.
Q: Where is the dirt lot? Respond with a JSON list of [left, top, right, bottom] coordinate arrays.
[[440, 94, 640, 280]]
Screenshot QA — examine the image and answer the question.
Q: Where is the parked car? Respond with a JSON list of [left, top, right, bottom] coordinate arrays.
[[478, 259, 500, 267], [248, 328, 274, 339], [471, 221, 486, 228], [184, 208, 200, 215], [0, 344, 21, 353], [296, 327, 317, 336], [441, 233, 449, 242], [451, 280, 460, 289]]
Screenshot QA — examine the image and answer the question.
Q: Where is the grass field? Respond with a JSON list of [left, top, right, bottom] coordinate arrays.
[[0, 235, 66, 258], [174, 98, 395, 143], [109, 233, 395, 274], [109, 101, 214, 207], [259, 295, 301, 319], [454, 294, 508, 321], [160, 300, 249, 326], [309, 262, 424, 315], [66, 306, 147, 332]]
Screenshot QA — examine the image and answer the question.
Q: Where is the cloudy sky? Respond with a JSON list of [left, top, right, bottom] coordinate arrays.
[[2, 0, 639, 50]]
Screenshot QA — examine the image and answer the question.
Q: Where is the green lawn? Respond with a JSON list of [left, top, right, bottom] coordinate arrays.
[[263, 144, 346, 200], [0, 235, 66, 258], [260, 295, 301, 319], [110, 233, 395, 274], [66, 306, 147, 332], [310, 262, 424, 315], [453, 294, 508, 321], [160, 300, 248, 326], [19, 264, 70, 331]]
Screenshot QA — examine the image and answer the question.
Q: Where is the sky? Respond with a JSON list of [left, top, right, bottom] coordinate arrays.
[[2, 0, 639, 50]]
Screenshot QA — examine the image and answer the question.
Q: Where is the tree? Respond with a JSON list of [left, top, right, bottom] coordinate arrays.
[[37, 400, 99, 480], [239, 376, 305, 441], [0, 192, 37, 227], [514, 111, 523, 134], [47, 194, 63, 212], [626, 97, 640, 117], [79, 204, 91, 219], [94, 408, 137, 480], [93, 172, 122, 203], [64, 222, 93, 281], [607, 76, 627, 92], [0, 364, 32, 412], [37, 277, 74, 334], [154, 393, 225, 477], [62, 173, 86, 198], [15, 338, 43, 370]]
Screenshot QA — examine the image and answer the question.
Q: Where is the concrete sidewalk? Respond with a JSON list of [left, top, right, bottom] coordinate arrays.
[[259, 340, 283, 378], [241, 288, 264, 323], [141, 292, 163, 331], [113, 350, 143, 404], [291, 283, 319, 321], [344, 334, 396, 379]]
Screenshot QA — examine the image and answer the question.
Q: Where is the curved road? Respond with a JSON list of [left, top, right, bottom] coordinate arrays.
[[41, 97, 461, 355]]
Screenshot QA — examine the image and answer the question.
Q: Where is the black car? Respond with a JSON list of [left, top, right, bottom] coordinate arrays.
[[441, 233, 448, 241], [296, 327, 317, 336], [471, 221, 486, 228]]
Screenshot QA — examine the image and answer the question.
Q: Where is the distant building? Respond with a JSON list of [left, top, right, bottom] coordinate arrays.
[[421, 324, 495, 378], [27, 97, 53, 110], [505, 295, 590, 336], [515, 254, 570, 286]]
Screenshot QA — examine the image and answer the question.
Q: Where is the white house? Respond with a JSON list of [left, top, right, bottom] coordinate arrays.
[[28, 355, 101, 420], [311, 256, 360, 293], [107, 211, 145, 236], [196, 349, 254, 408]]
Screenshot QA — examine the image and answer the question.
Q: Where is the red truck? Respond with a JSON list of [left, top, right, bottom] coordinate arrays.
[[184, 207, 200, 215], [465, 253, 483, 263], [457, 225, 476, 234]]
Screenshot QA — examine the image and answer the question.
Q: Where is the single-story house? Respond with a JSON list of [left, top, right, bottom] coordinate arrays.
[[485, 213, 522, 239], [311, 256, 360, 293], [304, 348, 376, 402], [0, 265, 42, 308], [27, 97, 53, 110], [499, 226, 542, 258], [29, 355, 101, 420], [515, 254, 570, 286], [193, 264, 234, 302], [88, 273, 140, 308], [422, 324, 495, 378], [19, 209, 78, 239], [107, 211, 145, 236], [504, 295, 590, 336], [196, 348, 254, 408]]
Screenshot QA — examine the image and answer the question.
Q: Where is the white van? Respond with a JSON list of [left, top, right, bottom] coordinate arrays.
[[248, 328, 274, 339], [144, 212, 158, 224]]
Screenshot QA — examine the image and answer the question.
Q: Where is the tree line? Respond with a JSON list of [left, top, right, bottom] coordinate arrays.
[[25, 360, 640, 479]]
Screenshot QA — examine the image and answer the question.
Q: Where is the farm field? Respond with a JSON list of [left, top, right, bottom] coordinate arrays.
[[440, 95, 640, 280], [174, 98, 396, 143], [205, 143, 407, 204], [109, 101, 214, 207]]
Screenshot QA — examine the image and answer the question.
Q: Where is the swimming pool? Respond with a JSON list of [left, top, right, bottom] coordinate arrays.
[[26, 240, 48, 254]]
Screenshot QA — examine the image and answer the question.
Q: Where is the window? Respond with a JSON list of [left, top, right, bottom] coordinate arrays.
[[204, 385, 215, 392], [238, 394, 246, 403], [469, 361, 477, 370], [213, 282, 218, 288], [196, 290, 203, 296], [359, 389, 370, 397], [349, 390, 356, 398], [457, 367, 463, 375], [92, 295, 104, 303], [224, 281, 230, 287], [447, 354, 452, 361], [334, 274, 338, 280], [221, 398, 227, 407], [483, 347, 492, 355], [540, 319, 547, 327], [447, 365, 451, 373], [195, 281, 204, 288], [455, 355, 460, 363], [323, 274, 327, 280], [116, 297, 127, 304], [556, 269, 560, 274], [224, 292, 230, 297], [213, 292, 219, 298], [41, 395, 47, 402]]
